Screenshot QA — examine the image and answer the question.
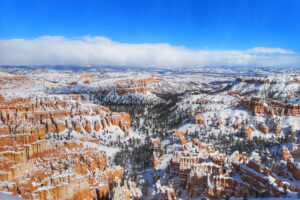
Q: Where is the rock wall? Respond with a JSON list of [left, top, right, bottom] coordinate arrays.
[[0, 95, 129, 199], [241, 97, 300, 116], [162, 130, 300, 199]]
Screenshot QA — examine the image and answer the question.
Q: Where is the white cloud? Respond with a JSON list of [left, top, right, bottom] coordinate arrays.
[[0, 36, 299, 68], [247, 47, 296, 55]]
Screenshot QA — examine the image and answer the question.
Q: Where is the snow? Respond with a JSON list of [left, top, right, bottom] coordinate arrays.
[[0, 193, 22, 200], [1, 67, 300, 199], [232, 74, 300, 103]]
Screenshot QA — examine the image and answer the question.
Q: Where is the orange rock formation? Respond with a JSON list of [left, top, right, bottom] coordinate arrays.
[[0, 95, 129, 199]]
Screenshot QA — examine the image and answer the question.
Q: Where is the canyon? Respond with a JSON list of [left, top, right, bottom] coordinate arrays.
[[0, 66, 300, 199]]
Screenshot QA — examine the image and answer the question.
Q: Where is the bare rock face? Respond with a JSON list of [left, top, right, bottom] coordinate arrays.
[[150, 181, 176, 200], [0, 75, 31, 90], [241, 97, 266, 115], [0, 95, 130, 199], [287, 160, 300, 181], [58, 75, 162, 97], [0, 125, 9, 134], [84, 120, 93, 133], [74, 121, 82, 132], [116, 87, 151, 95], [236, 77, 271, 84], [115, 75, 162, 88], [241, 97, 300, 116], [195, 114, 205, 125], [94, 120, 101, 132], [245, 127, 253, 140], [160, 128, 300, 199], [233, 122, 242, 130], [113, 179, 142, 200], [173, 130, 187, 145], [54, 120, 67, 133], [151, 139, 162, 169], [111, 112, 131, 134], [282, 147, 291, 161]]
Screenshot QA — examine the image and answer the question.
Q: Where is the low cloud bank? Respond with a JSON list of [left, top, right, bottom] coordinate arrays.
[[0, 36, 299, 68]]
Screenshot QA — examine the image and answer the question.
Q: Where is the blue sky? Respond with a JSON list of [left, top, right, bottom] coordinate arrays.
[[1, 0, 300, 51], [0, 0, 300, 67]]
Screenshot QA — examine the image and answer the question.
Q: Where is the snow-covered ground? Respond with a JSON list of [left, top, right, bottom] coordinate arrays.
[[1, 66, 300, 199], [0, 192, 22, 200]]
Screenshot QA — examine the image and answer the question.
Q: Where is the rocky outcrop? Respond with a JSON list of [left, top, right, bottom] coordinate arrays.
[[245, 127, 253, 140], [161, 128, 300, 199], [53, 75, 162, 97], [115, 75, 162, 88], [236, 77, 271, 84], [113, 179, 142, 200], [172, 130, 187, 145], [150, 181, 176, 200], [194, 114, 205, 125], [287, 160, 300, 181], [0, 75, 30, 89], [241, 97, 300, 116], [282, 147, 291, 161], [0, 95, 129, 199]]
